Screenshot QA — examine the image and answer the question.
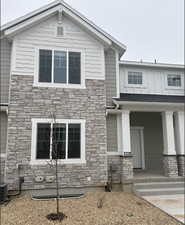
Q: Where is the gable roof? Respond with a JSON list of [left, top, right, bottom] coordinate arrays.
[[1, 0, 126, 56]]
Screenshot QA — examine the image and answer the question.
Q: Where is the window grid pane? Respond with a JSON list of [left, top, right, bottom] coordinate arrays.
[[54, 51, 67, 83], [168, 75, 181, 87], [36, 123, 51, 159], [39, 50, 52, 82], [68, 124, 81, 159], [52, 124, 66, 159], [68, 52, 81, 84], [128, 71, 143, 85]]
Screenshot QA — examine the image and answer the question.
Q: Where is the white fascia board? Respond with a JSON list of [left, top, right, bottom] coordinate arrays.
[[1, 0, 126, 53], [1, 0, 60, 31], [4, 5, 61, 37], [120, 60, 184, 70], [113, 99, 184, 106], [112, 100, 184, 112], [63, 8, 112, 46], [62, 1, 126, 51], [4, 4, 112, 47]]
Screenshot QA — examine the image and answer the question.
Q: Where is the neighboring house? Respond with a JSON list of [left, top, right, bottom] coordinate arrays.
[[0, 0, 184, 191]]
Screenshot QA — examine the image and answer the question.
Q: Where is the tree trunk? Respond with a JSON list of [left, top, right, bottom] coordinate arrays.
[[56, 157, 60, 215]]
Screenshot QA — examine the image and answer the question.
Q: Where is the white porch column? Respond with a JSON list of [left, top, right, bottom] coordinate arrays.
[[120, 110, 133, 188], [162, 111, 178, 177], [174, 111, 185, 176], [121, 110, 131, 155], [162, 111, 176, 155], [174, 111, 184, 155]]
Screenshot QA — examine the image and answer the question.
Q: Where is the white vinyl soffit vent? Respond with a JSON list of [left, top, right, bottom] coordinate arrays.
[[57, 26, 64, 36]]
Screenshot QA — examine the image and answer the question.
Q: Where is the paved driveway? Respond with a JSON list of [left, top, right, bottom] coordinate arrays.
[[144, 194, 184, 224]]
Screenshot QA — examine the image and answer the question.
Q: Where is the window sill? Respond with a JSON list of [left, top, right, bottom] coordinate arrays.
[[30, 159, 86, 165], [107, 152, 121, 156], [33, 82, 86, 89], [124, 84, 147, 89], [165, 86, 183, 90]]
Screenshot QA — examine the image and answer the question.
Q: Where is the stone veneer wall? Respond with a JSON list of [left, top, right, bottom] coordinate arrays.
[[177, 156, 185, 177], [163, 156, 178, 177], [5, 75, 108, 190], [107, 155, 133, 184], [107, 155, 122, 183]]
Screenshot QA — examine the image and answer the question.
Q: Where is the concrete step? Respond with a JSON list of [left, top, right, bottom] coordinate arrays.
[[135, 187, 184, 196], [134, 182, 184, 189], [134, 177, 184, 183]]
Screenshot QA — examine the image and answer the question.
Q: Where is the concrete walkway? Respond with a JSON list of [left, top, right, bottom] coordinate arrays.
[[143, 194, 184, 224]]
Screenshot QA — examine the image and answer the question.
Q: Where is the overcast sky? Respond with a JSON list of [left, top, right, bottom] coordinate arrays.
[[1, 0, 184, 64]]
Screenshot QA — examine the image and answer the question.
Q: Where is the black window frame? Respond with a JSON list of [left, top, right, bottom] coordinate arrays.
[[39, 49, 52, 83], [35, 122, 81, 161], [38, 49, 82, 85]]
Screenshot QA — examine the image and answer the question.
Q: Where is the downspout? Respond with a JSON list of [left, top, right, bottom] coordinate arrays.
[[113, 99, 120, 110]]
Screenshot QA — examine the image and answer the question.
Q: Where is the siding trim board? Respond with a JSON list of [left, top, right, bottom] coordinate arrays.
[[116, 93, 185, 103]]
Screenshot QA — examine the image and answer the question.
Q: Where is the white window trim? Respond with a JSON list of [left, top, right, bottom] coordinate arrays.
[[30, 118, 86, 165], [165, 73, 184, 90], [124, 69, 147, 89], [34, 47, 86, 89]]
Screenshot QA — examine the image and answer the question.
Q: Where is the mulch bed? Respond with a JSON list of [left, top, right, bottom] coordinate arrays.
[[1, 192, 182, 225]]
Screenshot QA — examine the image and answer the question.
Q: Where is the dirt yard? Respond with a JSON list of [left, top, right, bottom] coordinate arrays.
[[1, 192, 182, 225]]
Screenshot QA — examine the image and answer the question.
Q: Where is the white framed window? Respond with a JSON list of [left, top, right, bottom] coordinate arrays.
[[128, 71, 143, 85], [34, 47, 85, 89], [31, 119, 86, 165], [165, 73, 184, 90], [167, 74, 181, 87]]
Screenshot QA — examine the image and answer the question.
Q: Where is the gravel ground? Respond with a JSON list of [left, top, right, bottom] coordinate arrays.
[[1, 192, 182, 225]]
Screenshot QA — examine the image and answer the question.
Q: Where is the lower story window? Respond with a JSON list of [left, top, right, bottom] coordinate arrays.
[[31, 119, 85, 164]]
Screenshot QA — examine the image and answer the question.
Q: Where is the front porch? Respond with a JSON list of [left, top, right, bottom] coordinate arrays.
[[107, 100, 184, 188]]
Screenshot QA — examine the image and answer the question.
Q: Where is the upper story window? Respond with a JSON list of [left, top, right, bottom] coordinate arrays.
[[167, 74, 181, 87], [35, 48, 85, 88], [31, 119, 86, 164], [128, 71, 143, 85], [39, 49, 81, 85]]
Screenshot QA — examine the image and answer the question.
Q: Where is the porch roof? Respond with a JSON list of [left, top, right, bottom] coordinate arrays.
[[115, 93, 185, 103]]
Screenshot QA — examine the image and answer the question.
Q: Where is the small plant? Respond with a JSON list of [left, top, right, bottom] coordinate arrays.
[[97, 193, 105, 209], [127, 212, 134, 217]]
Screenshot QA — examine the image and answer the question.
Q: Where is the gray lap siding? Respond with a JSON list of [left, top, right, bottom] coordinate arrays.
[[6, 75, 107, 190]]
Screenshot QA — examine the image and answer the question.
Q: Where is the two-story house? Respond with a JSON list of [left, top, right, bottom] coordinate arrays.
[[0, 0, 184, 192]]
